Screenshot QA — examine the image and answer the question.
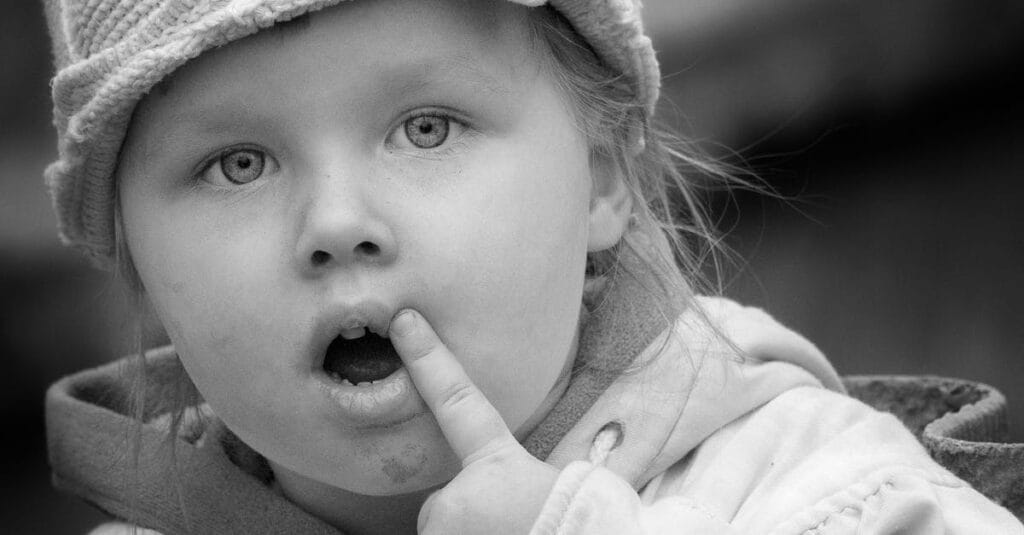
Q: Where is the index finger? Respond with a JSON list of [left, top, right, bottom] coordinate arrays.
[[388, 309, 519, 464]]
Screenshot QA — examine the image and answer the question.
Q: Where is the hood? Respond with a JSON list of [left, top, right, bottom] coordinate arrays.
[[45, 347, 341, 534]]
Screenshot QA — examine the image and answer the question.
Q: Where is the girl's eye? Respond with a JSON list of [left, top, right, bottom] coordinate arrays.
[[403, 114, 451, 149], [386, 110, 468, 153], [220, 149, 265, 184], [202, 148, 267, 185]]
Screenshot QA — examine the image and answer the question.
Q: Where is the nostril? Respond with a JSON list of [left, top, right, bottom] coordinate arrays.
[[355, 241, 380, 257], [309, 243, 381, 267]]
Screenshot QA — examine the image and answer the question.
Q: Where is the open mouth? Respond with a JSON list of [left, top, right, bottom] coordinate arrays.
[[322, 329, 404, 385]]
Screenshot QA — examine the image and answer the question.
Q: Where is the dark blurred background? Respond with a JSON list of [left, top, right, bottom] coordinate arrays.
[[3, 0, 1023, 532]]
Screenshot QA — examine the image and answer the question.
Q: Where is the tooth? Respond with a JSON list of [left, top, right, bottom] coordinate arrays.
[[340, 378, 355, 387], [341, 327, 366, 340]]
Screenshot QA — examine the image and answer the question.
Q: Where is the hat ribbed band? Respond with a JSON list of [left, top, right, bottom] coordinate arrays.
[[44, 0, 660, 268]]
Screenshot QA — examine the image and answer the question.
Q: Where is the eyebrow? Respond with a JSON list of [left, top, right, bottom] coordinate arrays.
[[378, 55, 513, 101]]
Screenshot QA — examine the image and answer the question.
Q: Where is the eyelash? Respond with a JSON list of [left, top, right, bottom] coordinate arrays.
[[193, 144, 273, 186], [389, 108, 472, 156]]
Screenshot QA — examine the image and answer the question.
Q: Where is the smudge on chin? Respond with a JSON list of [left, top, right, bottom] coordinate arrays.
[[380, 442, 428, 484]]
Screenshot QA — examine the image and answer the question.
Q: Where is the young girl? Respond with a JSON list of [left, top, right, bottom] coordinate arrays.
[[42, 0, 1021, 533]]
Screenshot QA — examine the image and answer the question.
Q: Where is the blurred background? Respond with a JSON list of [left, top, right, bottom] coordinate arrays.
[[3, 0, 1023, 531]]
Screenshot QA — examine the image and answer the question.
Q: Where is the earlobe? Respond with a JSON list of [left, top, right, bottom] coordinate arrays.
[[587, 158, 633, 252]]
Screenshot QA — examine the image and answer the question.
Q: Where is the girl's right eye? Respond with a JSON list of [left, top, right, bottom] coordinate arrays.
[[199, 147, 271, 185]]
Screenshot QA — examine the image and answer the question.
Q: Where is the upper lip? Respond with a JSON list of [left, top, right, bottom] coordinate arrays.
[[311, 299, 395, 366]]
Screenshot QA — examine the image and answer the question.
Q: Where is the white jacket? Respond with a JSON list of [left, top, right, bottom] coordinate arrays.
[[530, 297, 1022, 534]]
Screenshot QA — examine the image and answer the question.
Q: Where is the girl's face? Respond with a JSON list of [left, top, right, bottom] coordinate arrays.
[[119, 0, 619, 495]]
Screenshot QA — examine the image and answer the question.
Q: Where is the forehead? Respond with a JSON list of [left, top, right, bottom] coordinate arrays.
[[145, 0, 538, 109]]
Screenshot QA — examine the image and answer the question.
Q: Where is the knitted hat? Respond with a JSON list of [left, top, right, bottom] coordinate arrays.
[[43, 0, 660, 269]]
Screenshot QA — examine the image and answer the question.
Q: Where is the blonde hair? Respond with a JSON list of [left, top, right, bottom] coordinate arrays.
[[527, 8, 757, 301]]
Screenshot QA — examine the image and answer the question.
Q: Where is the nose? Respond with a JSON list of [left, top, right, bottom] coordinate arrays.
[[294, 174, 397, 274]]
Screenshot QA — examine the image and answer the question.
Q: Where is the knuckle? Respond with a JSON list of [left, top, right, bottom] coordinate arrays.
[[438, 380, 478, 414], [462, 437, 514, 466]]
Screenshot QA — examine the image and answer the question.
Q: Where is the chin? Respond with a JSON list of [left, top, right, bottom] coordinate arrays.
[[283, 411, 462, 496]]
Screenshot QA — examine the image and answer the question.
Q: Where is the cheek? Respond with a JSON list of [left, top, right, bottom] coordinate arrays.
[[124, 179, 278, 326], [407, 148, 592, 429], [120, 184, 298, 415]]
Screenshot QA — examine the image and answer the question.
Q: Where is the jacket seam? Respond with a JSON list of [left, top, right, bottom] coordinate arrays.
[[799, 480, 894, 535], [768, 467, 965, 535]]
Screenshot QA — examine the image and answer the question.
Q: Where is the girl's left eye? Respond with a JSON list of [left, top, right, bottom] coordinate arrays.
[[199, 147, 274, 185], [393, 113, 465, 150]]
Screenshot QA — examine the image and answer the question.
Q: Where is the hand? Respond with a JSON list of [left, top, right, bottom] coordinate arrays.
[[389, 309, 560, 535]]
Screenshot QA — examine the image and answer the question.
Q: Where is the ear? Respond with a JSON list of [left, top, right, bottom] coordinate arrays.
[[587, 155, 633, 252]]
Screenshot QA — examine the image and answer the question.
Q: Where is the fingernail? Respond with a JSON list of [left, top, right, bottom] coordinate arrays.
[[389, 309, 418, 338]]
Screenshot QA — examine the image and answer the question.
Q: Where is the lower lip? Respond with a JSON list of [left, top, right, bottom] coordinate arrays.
[[315, 366, 426, 427]]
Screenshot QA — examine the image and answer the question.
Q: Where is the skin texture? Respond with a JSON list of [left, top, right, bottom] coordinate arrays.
[[117, 0, 631, 532]]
